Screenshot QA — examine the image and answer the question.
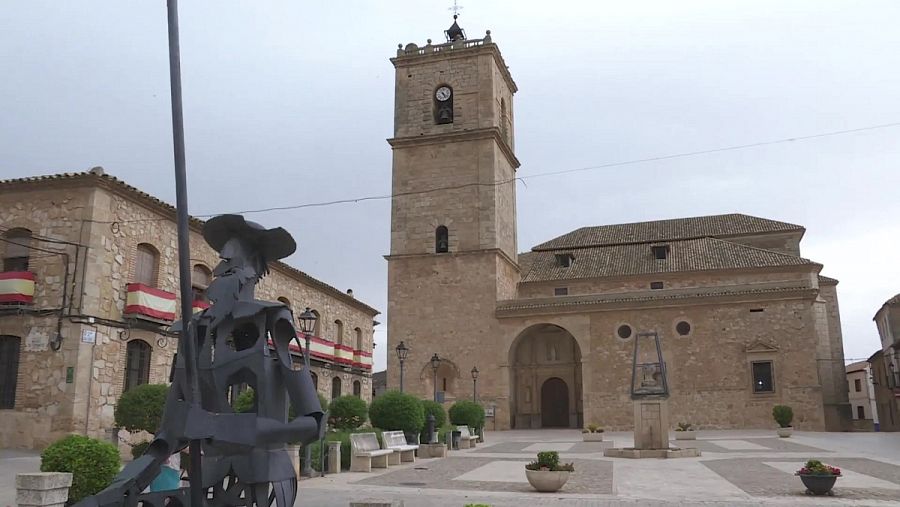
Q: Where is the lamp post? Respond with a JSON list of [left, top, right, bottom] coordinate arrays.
[[430, 353, 441, 402], [396, 341, 409, 392], [471, 366, 479, 402], [297, 307, 317, 478]]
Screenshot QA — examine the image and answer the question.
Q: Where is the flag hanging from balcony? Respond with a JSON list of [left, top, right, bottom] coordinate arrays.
[[0, 271, 35, 304], [125, 283, 177, 321]]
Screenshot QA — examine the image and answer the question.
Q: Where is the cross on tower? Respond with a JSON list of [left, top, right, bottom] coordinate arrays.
[[448, 0, 463, 17]]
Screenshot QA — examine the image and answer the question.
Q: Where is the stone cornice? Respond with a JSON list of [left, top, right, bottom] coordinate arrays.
[[391, 42, 518, 94], [496, 286, 819, 318], [385, 247, 519, 271], [388, 127, 520, 169]]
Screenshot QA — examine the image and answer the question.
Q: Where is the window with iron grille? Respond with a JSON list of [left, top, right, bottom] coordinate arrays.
[[0, 336, 21, 409], [124, 340, 151, 392]]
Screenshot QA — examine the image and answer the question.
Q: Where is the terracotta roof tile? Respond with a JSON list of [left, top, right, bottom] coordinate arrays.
[[533, 213, 804, 251], [520, 237, 815, 282]]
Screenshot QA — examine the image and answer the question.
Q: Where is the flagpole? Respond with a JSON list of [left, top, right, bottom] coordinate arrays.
[[165, 1, 203, 505]]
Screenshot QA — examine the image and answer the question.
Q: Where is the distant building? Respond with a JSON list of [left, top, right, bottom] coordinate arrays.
[[846, 361, 876, 430], [371, 370, 387, 398], [872, 294, 900, 431], [0, 168, 379, 449]]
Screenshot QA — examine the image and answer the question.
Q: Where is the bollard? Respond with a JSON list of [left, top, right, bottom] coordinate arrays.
[[16, 472, 73, 507], [327, 441, 341, 474]]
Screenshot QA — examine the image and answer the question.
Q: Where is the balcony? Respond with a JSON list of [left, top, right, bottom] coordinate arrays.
[[124, 283, 176, 323], [0, 271, 35, 305], [353, 349, 373, 371]]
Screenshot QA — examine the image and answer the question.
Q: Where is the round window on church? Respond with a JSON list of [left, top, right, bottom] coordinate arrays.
[[675, 320, 691, 336], [616, 324, 633, 340]]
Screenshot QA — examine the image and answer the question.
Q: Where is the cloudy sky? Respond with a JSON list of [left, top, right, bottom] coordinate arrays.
[[2, 1, 899, 371]]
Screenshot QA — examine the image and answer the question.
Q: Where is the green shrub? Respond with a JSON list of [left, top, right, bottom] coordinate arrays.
[[131, 440, 151, 460], [525, 450, 574, 472], [307, 428, 383, 471], [368, 390, 424, 434], [328, 395, 368, 430], [436, 423, 455, 445], [772, 405, 793, 428], [419, 400, 447, 440], [40, 435, 120, 503], [114, 384, 168, 433], [448, 400, 485, 429]]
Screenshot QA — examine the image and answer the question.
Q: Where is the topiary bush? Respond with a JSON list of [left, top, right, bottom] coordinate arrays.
[[368, 390, 425, 434], [419, 399, 447, 441], [328, 395, 368, 430], [448, 400, 485, 429], [40, 434, 121, 503], [772, 405, 794, 428], [114, 383, 169, 433]]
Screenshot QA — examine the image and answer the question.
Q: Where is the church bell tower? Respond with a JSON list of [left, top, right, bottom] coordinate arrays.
[[386, 18, 520, 404]]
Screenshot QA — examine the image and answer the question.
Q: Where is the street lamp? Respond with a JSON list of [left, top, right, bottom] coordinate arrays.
[[471, 366, 479, 402], [396, 341, 409, 392], [297, 307, 317, 478], [430, 353, 441, 402]]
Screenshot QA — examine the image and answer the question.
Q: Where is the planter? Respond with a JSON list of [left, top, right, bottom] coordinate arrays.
[[777, 426, 793, 438], [674, 430, 696, 440], [798, 474, 838, 496], [525, 469, 571, 492], [582, 433, 604, 442]]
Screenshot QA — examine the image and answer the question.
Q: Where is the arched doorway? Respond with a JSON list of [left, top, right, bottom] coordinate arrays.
[[540, 378, 569, 427], [508, 324, 583, 429]]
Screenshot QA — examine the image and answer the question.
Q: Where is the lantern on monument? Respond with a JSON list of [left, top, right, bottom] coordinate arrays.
[[630, 331, 669, 398]]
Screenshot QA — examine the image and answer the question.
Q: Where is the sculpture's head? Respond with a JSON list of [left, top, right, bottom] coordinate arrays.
[[202, 214, 296, 280]]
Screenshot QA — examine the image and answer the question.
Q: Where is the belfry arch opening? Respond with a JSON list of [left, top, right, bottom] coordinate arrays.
[[508, 324, 583, 429]]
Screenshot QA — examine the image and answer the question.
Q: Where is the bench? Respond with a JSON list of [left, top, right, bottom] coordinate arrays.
[[457, 426, 478, 449], [382, 431, 419, 464], [349, 433, 394, 472]]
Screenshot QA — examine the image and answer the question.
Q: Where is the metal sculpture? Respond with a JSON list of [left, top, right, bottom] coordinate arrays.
[[75, 214, 325, 507]]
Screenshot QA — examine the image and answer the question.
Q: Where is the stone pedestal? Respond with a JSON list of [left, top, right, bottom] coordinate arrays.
[[327, 441, 341, 474], [286, 444, 302, 477], [634, 397, 669, 450], [419, 443, 447, 458], [16, 472, 73, 507]]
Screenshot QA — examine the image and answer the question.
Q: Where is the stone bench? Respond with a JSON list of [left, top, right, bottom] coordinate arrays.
[[382, 431, 418, 464], [349, 433, 394, 472], [457, 426, 478, 449]]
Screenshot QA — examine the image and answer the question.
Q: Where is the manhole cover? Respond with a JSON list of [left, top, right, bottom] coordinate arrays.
[[399, 482, 427, 487]]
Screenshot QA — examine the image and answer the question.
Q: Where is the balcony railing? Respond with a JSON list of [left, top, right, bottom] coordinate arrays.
[[0, 271, 35, 304], [124, 283, 176, 322]]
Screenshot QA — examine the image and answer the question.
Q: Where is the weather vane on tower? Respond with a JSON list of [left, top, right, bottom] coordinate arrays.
[[448, 0, 464, 17], [445, 0, 466, 42]]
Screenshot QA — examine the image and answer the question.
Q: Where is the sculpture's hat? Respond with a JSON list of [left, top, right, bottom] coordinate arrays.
[[203, 214, 296, 261]]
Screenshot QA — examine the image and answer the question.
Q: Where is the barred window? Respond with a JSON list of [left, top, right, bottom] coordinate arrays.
[[124, 340, 151, 392], [0, 335, 21, 408]]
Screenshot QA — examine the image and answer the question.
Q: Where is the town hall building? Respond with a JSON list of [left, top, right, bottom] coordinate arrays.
[[385, 19, 851, 431]]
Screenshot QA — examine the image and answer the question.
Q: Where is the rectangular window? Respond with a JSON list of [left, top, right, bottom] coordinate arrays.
[[750, 308, 765, 313], [650, 281, 664, 290], [134, 248, 157, 286], [751, 361, 774, 393], [554, 287, 568, 296], [0, 336, 21, 409], [651, 245, 669, 260], [855, 378, 862, 392], [857, 405, 865, 420]]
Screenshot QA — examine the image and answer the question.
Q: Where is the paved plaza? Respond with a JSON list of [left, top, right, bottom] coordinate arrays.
[[4, 430, 900, 506]]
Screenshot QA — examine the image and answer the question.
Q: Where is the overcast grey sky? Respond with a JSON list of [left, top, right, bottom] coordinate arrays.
[[2, 1, 899, 372]]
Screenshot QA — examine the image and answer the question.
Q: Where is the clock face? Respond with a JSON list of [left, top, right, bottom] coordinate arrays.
[[435, 86, 452, 102]]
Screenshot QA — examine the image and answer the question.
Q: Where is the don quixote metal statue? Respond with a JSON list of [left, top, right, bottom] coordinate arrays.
[[76, 2, 323, 504], [76, 215, 325, 506]]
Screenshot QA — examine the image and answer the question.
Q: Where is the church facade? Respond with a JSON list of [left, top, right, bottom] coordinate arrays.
[[385, 24, 851, 431]]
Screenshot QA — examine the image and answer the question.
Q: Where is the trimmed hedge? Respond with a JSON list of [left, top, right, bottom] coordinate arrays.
[[114, 384, 168, 433], [419, 400, 447, 441], [40, 435, 120, 503], [368, 390, 424, 434], [328, 395, 368, 430], [448, 400, 485, 429]]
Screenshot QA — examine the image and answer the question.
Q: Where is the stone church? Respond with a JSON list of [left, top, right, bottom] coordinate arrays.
[[385, 20, 851, 431]]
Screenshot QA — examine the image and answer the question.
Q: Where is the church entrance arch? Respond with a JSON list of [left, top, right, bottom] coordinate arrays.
[[508, 324, 582, 429], [540, 378, 569, 427]]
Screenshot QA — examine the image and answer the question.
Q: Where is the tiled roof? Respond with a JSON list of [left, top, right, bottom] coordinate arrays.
[[532, 213, 804, 251], [818, 275, 839, 285], [886, 294, 900, 306], [845, 361, 868, 373], [0, 169, 380, 316], [520, 237, 816, 283]]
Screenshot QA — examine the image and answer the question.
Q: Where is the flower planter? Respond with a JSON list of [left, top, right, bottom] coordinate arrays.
[[777, 426, 793, 438], [525, 469, 571, 492], [674, 430, 696, 440], [582, 433, 604, 442], [798, 474, 838, 496]]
